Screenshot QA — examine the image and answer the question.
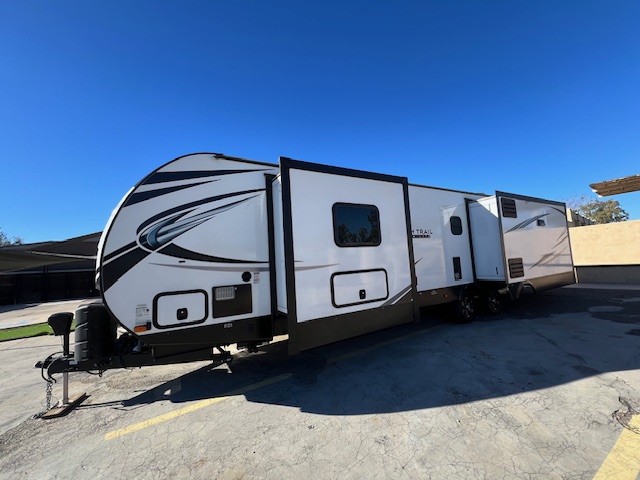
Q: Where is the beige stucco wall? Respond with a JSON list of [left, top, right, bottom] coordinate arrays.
[[569, 220, 640, 266]]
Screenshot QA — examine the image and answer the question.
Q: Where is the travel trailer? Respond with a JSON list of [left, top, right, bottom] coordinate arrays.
[[38, 153, 575, 377]]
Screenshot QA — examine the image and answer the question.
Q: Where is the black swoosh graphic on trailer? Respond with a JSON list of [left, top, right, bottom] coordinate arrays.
[[158, 244, 268, 264], [142, 169, 269, 185], [102, 242, 265, 293], [123, 180, 214, 207], [103, 241, 138, 262], [139, 210, 197, 250], [102, 189, 266, 292], [505, 214, 549, 233], [149, 263, 270, 272], [135, 188, 265, 234], [102, 247, 151, 292], [381, 285, 412, 306], [139, 196, 259, 250]]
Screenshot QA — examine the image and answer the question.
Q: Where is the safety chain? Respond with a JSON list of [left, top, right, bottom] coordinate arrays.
[[32, 379, 56, 419], [45, 380, 54, 412]]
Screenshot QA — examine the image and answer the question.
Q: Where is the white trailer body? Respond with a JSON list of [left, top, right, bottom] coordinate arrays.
[[97, 153, 280, 349], [468, 192, 575, 295], [274, 159, 417, 353], [408, 185, 485, 308], [41, 152, 575, 377], [96, 154, 420, 354]]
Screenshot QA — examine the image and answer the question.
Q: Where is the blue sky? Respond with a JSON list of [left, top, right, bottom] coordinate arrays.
[[1, 1, 639, 243]]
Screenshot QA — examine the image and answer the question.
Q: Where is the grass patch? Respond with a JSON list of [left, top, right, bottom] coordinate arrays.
[[0, 320, 76, 342], [0, 323, 54, 342]]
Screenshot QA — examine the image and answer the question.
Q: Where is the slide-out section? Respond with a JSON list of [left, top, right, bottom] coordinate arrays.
[[408, 185, 484, 307], [279, 158, 417, 354], [469, 192, 575, 293]]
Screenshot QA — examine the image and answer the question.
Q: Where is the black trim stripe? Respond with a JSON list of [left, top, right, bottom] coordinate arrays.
[[142, 169, 269, 185], [409, 182, 487, 197], [265, 174, 278, 323], [465, 198, 478, 282], [280, 158, 299, 353], [103, 241, 137, 262], [280, 157, 406, 184], [158, 243, 268, 264], [402, 177, 419, 322], [148, 263, 270, 272], [293, 263, 339, 271], [124, 181, 214, 207], [496, 191, 567, 209]]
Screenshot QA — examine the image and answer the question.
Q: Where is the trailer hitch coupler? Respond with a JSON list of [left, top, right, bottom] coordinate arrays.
[[48, 312, 73, 354]]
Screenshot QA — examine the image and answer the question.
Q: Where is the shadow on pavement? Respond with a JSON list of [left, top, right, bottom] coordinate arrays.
[[109, 288, 640, 415]]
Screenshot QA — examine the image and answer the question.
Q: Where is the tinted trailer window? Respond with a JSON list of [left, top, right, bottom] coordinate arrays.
[[332, 203, 381, 247]]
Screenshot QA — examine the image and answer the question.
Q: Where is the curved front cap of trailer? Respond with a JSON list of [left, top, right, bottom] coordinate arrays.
[[97, 153, 279, 345]]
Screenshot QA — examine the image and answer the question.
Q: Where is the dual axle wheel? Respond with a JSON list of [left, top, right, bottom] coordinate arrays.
[[453, 289, 505, 323]]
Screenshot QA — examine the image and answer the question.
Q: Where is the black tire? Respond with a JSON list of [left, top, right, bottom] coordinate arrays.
[[454, 289, 476, 323], [485, 290, 504, 315]]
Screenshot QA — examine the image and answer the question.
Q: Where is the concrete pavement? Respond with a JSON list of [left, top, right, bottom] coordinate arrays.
[[0, 285, 639, 479]]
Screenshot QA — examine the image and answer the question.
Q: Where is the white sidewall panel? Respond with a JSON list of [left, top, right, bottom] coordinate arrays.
[[409, 186, 483, 291], [289, 169, 412, 323], [500, 197, 573, 283], [468, 197, 505, 280]]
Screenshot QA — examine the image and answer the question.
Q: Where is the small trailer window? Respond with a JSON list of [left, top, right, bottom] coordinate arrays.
[[450, 216, 463, 235], [333, 203, 381, 247]]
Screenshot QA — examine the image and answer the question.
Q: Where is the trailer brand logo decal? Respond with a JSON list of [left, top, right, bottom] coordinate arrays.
[[412, 228, 433, 238]]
